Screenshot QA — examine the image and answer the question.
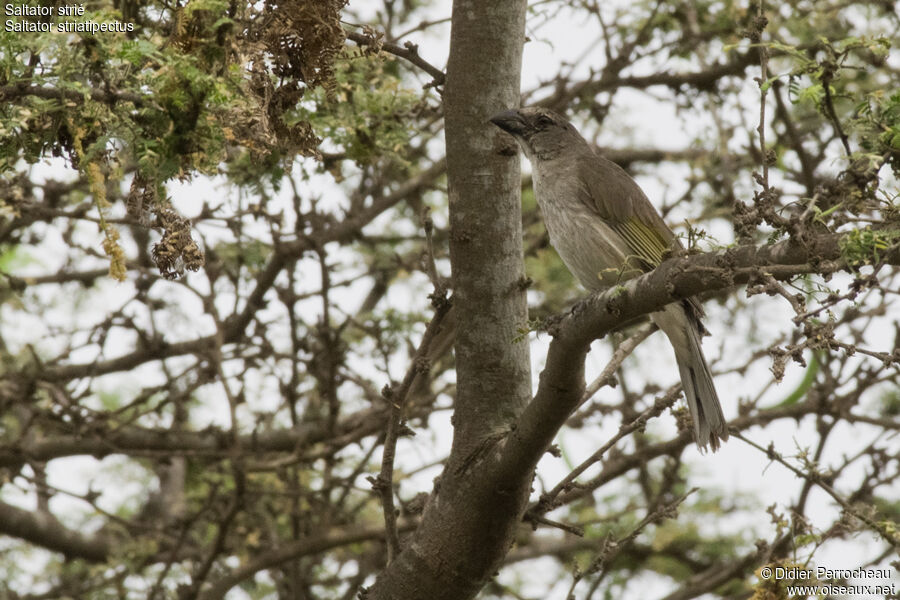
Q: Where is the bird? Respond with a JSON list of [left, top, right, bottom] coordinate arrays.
[[490, 106, 728, 451]]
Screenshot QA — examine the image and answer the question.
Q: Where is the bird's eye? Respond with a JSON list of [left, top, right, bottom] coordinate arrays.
[[536, 114, 554, 127]]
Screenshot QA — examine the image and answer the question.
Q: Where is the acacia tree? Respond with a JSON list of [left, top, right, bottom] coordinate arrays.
[[1, 0, 899, 598]]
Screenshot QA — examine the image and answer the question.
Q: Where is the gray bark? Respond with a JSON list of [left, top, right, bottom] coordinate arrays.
[[366, 1, 532, 598]]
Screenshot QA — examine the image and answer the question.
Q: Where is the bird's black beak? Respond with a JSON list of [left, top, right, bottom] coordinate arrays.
[[489, 109, 527, 136]]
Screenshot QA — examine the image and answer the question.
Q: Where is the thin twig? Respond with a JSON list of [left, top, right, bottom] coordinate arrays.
[[346, 30, 445, 86], [754, 2, 771, 190], [530, 387, 682, 518], [820, 55, 852, 155], [570, 488, 699, 598], [421, 207, 443, 293], [579, 323, 656, 408], [734, 432, 900, 549], [525, 513, 585, 537], [369, 293, 452, 563]]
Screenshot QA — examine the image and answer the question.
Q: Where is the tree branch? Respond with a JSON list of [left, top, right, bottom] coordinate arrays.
[[371, 295, 452, 563], [346, 31, 446, 86], [0, 500, 111, 562], [36, 160, 446, 383], [197, 521, 418, 600], [0, 83, 158, 109], [0, 406, 387, 468], [502, 231, 895, 478]]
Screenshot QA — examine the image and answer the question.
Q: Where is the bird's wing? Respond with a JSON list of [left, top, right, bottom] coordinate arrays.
[[579, 152, 708, 322], [578, 153, 677, 269]]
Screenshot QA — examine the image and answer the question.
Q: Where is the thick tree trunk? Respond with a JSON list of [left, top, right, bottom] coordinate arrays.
[[366, 1, 531, 598], [443, 2, 532, 465]]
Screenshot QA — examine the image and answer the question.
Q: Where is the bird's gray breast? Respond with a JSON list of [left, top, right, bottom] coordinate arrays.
[[531, 163, 639, 291]]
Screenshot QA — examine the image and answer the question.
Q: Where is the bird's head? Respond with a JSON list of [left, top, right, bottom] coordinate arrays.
[[489, 107, 586, 161]]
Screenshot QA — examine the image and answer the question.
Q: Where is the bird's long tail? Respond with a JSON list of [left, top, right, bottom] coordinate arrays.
[[653, 303, 728, 451]]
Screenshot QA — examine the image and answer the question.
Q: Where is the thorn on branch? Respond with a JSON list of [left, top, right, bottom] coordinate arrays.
[[524, 513, 585, 537], [366, 474, 389, 492]]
